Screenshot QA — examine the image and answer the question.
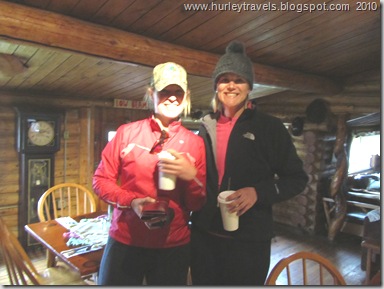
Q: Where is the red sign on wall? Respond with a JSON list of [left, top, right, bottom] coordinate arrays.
[[114, 99, 149, 109]]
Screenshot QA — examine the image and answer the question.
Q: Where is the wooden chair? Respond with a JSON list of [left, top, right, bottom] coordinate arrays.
[[37, 183, 97, 221], [361, 240, 381, 285], [265, 251, 346, 285], [37, 183, 97, 267], [0, 217, 88, 285]]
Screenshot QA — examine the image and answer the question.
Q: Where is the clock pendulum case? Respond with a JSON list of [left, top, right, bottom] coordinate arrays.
[[15, 108, 62, 248]]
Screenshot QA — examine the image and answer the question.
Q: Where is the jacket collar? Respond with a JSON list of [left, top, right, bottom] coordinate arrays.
[[203, 108, 254, 123], [149, 115, 182, 134]]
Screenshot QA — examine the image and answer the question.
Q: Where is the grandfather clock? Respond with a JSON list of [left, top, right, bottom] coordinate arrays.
[[16, 107, 61, 248]]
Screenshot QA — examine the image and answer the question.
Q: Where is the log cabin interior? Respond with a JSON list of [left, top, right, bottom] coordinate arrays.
[[0, 0, 381, 285]]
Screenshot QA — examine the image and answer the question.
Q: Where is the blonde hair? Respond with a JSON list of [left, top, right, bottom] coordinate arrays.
[[144, 85, 191, 118], [211, 93, 221, 113]]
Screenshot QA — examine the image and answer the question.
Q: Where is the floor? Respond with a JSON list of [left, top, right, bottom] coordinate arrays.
[[269, 223, 368, 285], [0, 223, 371, 285]]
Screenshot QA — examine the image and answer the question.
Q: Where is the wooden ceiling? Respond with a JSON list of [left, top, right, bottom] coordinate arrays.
[[0, 0, 381, 116]]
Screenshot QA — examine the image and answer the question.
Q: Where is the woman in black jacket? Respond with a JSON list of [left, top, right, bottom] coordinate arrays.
[[190, 41, 309, 285]]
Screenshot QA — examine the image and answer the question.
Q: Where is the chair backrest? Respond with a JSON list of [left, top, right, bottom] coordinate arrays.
[[265, 251, 346, 285], [0, 217, 41, 285], [37, 183, 97, 221]]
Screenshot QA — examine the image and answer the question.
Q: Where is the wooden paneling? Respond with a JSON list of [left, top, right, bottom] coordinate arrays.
[[0, 107, 19, 235], [0, 0, 380, 115]]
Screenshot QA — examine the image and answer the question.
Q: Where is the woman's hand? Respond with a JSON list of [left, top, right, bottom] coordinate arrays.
[[131, 197, 156, 218], [226, 187, 258, 216], [157, 149, 197, 181]]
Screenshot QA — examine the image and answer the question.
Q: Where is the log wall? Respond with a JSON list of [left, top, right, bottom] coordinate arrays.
[[256, 78, 380, 235], [0, 107, 19, 236], [272, 124, 337, 234]]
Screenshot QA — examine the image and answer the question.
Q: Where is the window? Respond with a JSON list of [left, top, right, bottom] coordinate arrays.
[[108, 131, 116, 141], [348, 133, 380, 174]]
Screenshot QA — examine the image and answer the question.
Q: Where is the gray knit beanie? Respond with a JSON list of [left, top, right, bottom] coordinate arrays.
[[213, 41, 254, 90]]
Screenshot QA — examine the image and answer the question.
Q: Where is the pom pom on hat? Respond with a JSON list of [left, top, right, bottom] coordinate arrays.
[[212, 41, 254, 90], [227, 41, 245, 54]]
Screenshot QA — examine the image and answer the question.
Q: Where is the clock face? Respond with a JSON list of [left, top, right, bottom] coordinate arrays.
[[16, 110, 61, 153], [28, 121, 55, 146]]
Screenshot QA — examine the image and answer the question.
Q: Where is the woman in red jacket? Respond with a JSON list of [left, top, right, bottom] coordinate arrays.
[[93, 62, 206, 285]]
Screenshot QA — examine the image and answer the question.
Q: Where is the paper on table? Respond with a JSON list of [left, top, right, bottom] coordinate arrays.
[[55, 216, 78, 230], [61, 243, 104, 258], [64, 216, 109, 247]]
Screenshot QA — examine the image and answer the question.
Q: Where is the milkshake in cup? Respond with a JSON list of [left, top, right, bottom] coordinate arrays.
[[217, 190, 239, 231], [157, 151, 177, 190]]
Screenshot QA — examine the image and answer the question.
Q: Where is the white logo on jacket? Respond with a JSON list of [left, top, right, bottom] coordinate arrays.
[[243, 132, 255, 140], [120, 143, 150, 158]]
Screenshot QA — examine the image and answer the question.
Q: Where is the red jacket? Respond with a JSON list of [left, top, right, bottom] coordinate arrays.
[[93, 117, 206, 248]]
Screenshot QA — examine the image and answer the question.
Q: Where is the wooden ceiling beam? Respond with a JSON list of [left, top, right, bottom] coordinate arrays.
[[0, 91, 113, 108], [0, 1, 341, 94]]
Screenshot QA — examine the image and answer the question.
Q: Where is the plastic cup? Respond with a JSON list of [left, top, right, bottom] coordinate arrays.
[[159, 172, 177, 190], [158, 151, 177, 190], [217, 190, 239, 231]]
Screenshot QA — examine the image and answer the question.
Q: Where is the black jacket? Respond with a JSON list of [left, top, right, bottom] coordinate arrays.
[[191, 108, 309, 241]]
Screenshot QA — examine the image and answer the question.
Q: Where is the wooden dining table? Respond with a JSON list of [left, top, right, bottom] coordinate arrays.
[[25, 211, 107, 278]]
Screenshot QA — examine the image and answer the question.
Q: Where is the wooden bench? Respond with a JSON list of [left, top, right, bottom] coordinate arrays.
[[323, 194, 380, 237]]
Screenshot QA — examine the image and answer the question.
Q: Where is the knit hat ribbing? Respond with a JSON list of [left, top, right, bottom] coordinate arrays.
[[212, 41, 254, 90]]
